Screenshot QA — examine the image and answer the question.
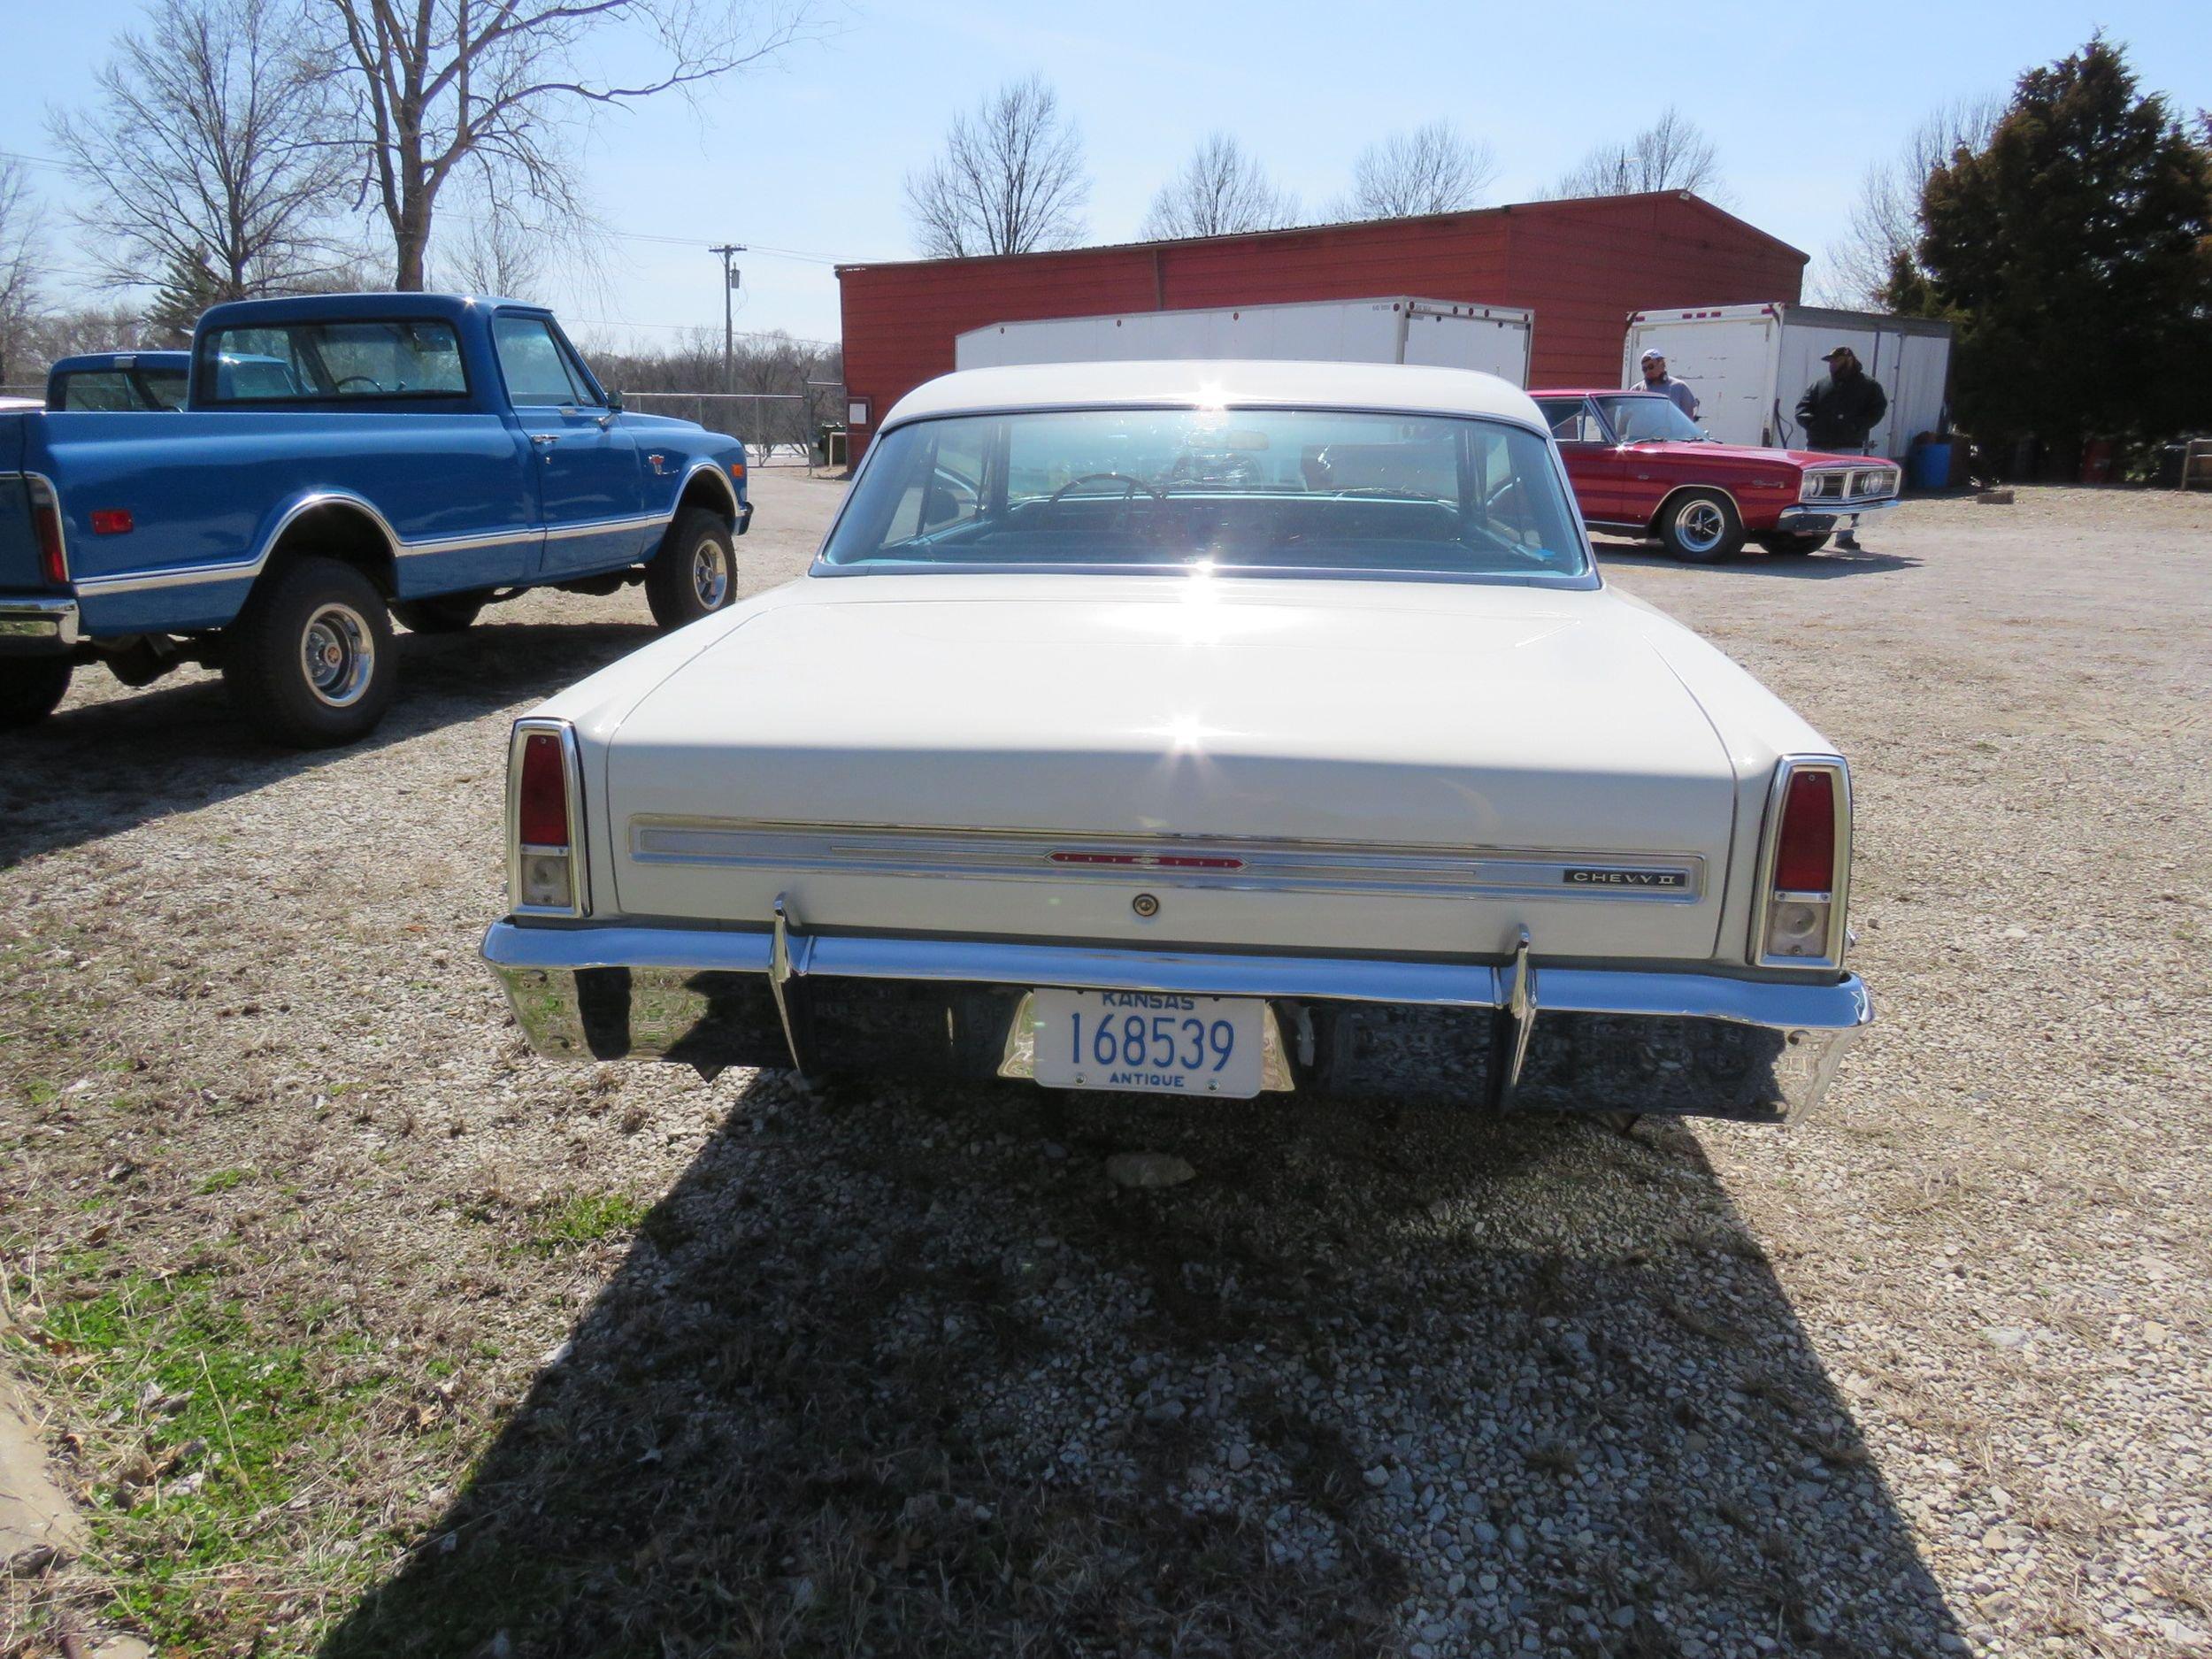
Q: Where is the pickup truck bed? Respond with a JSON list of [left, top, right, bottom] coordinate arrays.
[[0, 292, 751, 745]]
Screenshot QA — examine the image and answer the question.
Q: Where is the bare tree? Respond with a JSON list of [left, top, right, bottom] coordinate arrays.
[[1816, 96, 2004, 307], [903, 73, 1091, 257], [1331, 120, 1497, 220], [49, 0, 353, 301], [1551, 107, 1726, 200], [317, 0, 818, 290], [1141, 132, 1299, 240], [0, 158, 42, 385]]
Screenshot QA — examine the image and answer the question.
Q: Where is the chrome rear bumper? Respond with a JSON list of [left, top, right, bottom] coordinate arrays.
[[0, 595, 80, 654], [483, 920, 1870, 1124]]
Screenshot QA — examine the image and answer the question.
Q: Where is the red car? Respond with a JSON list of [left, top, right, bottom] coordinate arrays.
[[1531, 389, 1901, 561]]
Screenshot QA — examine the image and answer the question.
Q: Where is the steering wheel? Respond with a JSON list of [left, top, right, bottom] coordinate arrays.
[[1045, 472, 1164, 533], [334, 374, 386, 393]]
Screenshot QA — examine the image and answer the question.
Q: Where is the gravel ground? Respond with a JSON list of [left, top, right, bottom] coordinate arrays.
[[2, 475, 2208, 1658]]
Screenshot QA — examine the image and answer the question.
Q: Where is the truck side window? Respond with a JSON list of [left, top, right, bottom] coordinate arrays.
[[494, 316, 601, 408]]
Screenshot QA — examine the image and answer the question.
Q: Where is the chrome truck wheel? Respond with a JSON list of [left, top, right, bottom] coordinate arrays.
[[224, 555, 396, 747]]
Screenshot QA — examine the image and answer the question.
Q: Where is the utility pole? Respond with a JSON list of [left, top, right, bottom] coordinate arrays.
[[708, 243, 745, 394]]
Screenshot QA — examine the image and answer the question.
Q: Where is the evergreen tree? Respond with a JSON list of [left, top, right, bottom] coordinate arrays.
[[147, 249, 230, 341], [1888, 37, 2212, 456]]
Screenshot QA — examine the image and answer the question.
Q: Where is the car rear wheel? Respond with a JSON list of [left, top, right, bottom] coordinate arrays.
[[1658, 491, 1744, 563], [1755, 533, 1830, 557], [224, 555, 396, 748], [0, 659, 72, 730], [645, 508, 739, 630], [392, 593, 486, 633]]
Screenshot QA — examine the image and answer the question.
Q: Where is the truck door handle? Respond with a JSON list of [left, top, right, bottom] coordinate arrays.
[[529, 432, 561, 446]]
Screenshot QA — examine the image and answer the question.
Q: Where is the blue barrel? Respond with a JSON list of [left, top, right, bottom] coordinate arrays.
[[1908, 442, 1953, 490]]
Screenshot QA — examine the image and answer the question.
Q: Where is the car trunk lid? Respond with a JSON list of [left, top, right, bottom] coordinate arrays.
[[603, 579, 1740, 962]]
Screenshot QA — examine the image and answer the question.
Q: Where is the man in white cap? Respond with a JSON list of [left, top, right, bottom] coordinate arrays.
[[1631, 349, 1700, 420]]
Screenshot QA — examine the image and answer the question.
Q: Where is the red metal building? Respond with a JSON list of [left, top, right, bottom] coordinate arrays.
[[836, 190, 1806, 460]]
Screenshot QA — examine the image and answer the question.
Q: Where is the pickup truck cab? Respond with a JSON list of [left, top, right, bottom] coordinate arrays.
[[47, 351, 194, 411], [1, 294, 751, 744], [1531, 388, 1900, 561]]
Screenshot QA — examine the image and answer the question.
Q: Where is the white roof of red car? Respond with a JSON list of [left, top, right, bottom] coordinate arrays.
[[885, 359, 1548, 433]]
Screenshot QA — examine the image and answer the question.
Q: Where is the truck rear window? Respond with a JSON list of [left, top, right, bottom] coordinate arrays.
[[199, 319, 470, 403]]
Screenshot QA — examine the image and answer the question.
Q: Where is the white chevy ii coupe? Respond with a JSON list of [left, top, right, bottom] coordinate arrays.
[[483, 361, 1870, 1122]]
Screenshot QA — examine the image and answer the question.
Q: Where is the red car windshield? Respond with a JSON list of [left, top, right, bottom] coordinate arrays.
[[1594, 395, 1706, 443]]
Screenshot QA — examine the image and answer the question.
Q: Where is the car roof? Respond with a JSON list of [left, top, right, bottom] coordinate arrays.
[[884, 359, 1550, 433], [194, 292, 540, 329], [1528, 388, 1668, 399], [50, 350, 193, 373]]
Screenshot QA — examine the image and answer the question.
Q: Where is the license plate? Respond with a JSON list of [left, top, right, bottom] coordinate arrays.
[[1028, 989, 1264, 1098]]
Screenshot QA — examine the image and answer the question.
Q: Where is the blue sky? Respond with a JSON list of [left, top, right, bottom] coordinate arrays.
[[4, 0, 2208, 354]]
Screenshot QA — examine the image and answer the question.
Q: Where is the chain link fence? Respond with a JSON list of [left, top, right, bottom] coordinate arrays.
[[618, 387, 844, 466]]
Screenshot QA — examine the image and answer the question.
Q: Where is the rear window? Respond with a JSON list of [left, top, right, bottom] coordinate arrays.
[[198, 319, 470, 403], [824, 406, 1590, 581], [55, 372, 139, 411]]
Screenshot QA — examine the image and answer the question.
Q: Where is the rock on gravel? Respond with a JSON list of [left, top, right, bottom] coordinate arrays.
[[1104, 1151, 1196, 1188]]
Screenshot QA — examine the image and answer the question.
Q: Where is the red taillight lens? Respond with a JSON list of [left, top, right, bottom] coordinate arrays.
[[28, 482, 66, 585], [90, 509, 134, 536], [518, 733, 570, 847], [1774, 769, 1837, 892]]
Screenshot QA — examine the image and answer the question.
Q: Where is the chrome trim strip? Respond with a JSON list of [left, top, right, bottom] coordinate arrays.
[[542, 510, 672, 543], [1748, 756, 1852, 971], [626, 820, 1709, 902], [506, 718, 591, 918], [677, 460, 741, 518], [71, 497, 679, 595], [0, 595, 81, 646]]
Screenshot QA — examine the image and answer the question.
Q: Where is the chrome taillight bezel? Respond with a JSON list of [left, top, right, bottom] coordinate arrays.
[[1749, 755, 1852, 970], [506, 717, 590, 918]]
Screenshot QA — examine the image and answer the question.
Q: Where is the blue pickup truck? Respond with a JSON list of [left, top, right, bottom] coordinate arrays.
[[47, 351, 194, 411], [1, 293, 751, 744]]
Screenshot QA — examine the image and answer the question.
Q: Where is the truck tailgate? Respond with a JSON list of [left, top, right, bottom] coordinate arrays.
[[0, 414, 45, 591]]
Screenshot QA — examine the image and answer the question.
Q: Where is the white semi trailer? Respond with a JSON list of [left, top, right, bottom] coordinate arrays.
[[956, 297, 1535, 387], [1621, 303, 1953, 460]]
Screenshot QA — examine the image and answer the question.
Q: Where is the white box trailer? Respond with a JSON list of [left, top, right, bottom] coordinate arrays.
[[1621, 303, 1953, 459], [956, 296, 1535, 387]]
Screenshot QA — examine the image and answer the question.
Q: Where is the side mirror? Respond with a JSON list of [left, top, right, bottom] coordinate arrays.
[[605, 391, 623, 413]]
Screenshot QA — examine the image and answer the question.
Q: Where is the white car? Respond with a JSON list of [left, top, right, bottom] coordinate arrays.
[[483, 361, 1869, 1122]]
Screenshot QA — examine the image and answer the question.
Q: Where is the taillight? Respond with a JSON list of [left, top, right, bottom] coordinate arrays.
[[1756, 758, 1848, 966], [510, 719, 586, 914], [89, 509, 134, 536], [27, 478, 67, 585], [1774, 770, 1836, 892]]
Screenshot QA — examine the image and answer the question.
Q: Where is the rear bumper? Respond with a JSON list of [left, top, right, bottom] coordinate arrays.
[[1776, 496, 1901, 529], [0, 595, 80, 656], [482, 920, 1871, 1124]]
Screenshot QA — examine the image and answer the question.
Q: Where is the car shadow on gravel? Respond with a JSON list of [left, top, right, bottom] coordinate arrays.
[[1594, 542, 1922, 579], [322, 1074, 1962, 1659], [0, 618, 656, 871]]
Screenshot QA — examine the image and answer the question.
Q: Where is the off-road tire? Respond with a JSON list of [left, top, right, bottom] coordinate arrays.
[[391, 593, 485, 634], [645, 509, 738, 631], [1755, 533, 1830, 557], [1657, 490, 1745, 563], [223, 555, 396, 748], [0, 658, 72, 730]]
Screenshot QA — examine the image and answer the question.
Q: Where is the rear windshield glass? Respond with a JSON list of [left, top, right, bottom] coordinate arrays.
[[198, 319, 469, 403], [823, 407, 1588, 580], [1594, 394, 1704, 442]]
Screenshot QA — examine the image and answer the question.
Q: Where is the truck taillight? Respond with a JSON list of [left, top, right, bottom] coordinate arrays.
[[27, 478, 67, 585], [509, 719, 588, 915], [1755, 757, 1849, 967]]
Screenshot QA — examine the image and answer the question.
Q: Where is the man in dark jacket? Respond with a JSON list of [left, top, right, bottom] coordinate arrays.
[[1795, 347, 1889, 549]]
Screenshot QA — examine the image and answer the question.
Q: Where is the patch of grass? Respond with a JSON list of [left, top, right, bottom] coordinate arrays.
[[197, 1167, 256, 1194], [526, 1190, 649, 1252], [35, 1272, 385, 1647]]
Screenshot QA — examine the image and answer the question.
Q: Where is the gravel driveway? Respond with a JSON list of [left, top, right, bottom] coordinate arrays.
[[2, 475, 2207, 1658]]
